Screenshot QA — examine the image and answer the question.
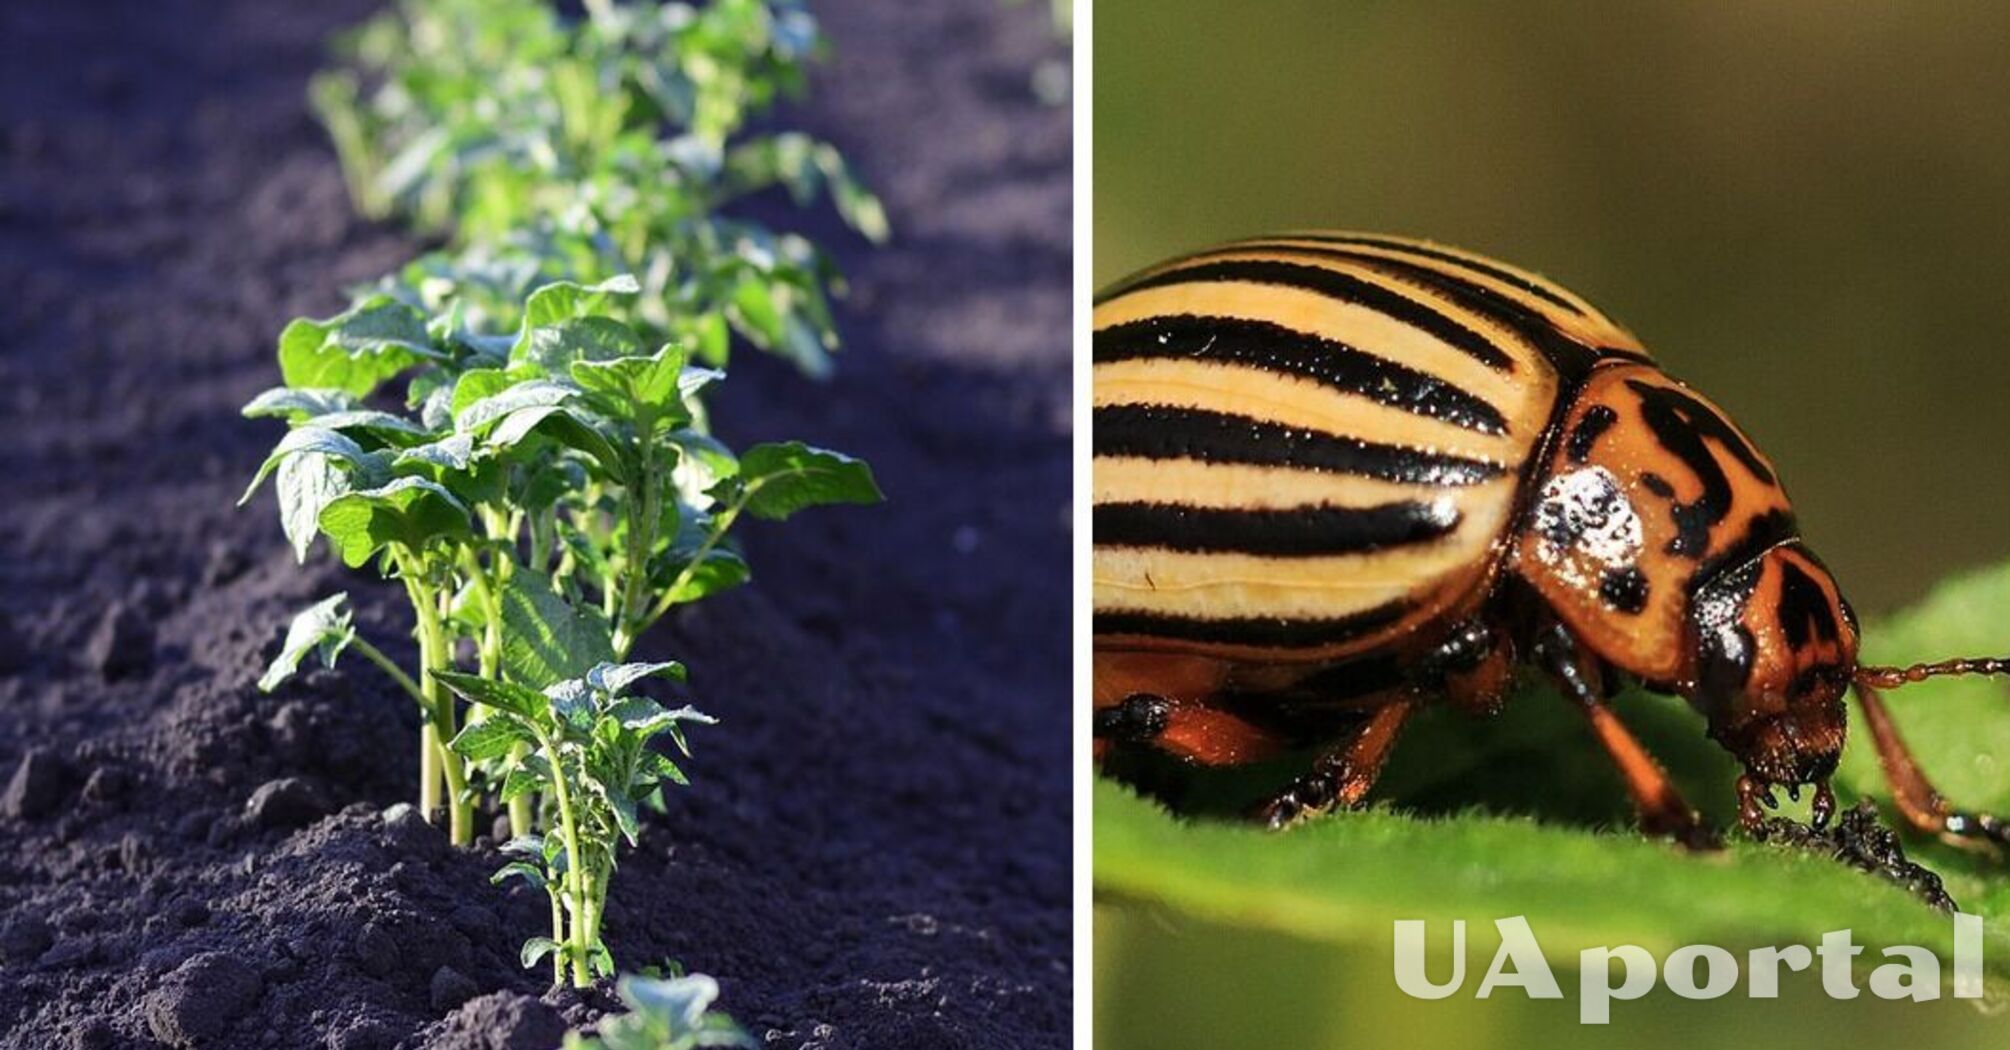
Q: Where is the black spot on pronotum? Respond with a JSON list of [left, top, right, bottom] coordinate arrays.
[[1692, 558, 1764, 716], [1777, 557, 1841, 650], [1599, 566, 1649, 614], [1625, 379, 1776, 560], [1567, 405, 1619, 463]]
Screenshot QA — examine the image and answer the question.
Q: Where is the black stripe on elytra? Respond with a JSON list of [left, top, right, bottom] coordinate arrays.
[[1096, 500, 1460, 558], [1260, 233, 1589, 316], [1225, 241, 1629, 387], [1094, 601, 1412, 650], [1626, 379, 1777, 559], [1094, 314, 1509, 435], [1093, 404, 1507, 486], [1102, 258, 1516, 372]]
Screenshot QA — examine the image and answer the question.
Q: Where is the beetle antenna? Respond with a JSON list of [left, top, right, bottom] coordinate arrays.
[[1856, 657, 2010, 689]]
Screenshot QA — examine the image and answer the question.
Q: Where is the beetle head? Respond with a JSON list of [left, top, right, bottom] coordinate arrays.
[[1687, 542, 1859, 787]]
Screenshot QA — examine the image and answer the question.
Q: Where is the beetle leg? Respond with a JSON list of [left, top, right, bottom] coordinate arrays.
[[1252, 698, 1414, 830], [1095, 691, 1295, 768], [1855, 681, 2010, 853], [1536, 625, 1718, 849]]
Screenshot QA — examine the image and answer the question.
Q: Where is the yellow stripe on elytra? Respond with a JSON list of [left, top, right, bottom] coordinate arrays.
[[1093, 456, 1513, 514], [1093, 357, 1522, 464], [1093, 492, 1513, 622], [1094, 277, 1526, 412]]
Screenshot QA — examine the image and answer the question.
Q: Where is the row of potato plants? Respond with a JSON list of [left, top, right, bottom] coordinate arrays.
[[247, 0, 883, 998]]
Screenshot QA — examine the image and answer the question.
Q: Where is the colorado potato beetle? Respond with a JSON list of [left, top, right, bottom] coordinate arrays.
[[1091, 231, 2010, 846]]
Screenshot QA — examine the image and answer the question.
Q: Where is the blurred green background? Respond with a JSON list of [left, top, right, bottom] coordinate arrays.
[[1096, 2, 2010, 1047]]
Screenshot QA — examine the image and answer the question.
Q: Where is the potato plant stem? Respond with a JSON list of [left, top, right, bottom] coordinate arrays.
[[533, 725, 593, 987], [406, 566, 473, 846], [611, 432, 658, 658], [637, 500, 742, 639], [347, 636, 426, 707]]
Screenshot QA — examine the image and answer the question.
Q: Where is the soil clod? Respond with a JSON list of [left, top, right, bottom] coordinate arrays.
[[430, 965, 481, 1014], [85, 601, 153, 680], [246, 775, 335, 830], [0, 914, 54, 965], [432, 991, 568, 1050], [144, 951, 265, 1048], [3, 747, 73, 821]]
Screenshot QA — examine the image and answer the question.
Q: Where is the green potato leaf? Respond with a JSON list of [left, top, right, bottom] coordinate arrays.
[[499, 569, 616, 688], [435, 670, 549, 722], [450, 715, 535, 762], [257, 593, 355, 692], [724, 441, 884, 521], [316, 476, 471, 567], [587, 661, 688, 696], [241, 387, 358, 422], [524, 316, 645, 375], [278, 296, 441, 397], [571, 345, 691, 425]]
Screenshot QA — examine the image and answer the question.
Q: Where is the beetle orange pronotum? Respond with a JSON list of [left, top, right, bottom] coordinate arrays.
[[1091, 232, 2010, 847]]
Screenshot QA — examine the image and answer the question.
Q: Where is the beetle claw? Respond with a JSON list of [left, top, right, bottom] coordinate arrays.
[[1811, 780, 1836, 829]]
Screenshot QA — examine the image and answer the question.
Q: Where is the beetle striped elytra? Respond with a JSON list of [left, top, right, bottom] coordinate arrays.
[[1091, 231, 2010, 847]]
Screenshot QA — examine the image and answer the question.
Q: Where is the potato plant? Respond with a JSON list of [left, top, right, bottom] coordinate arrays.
[[245, 280, 882, 848], [437, 662, 709, 986], [314, 0, 888, 376], [564, 973, 752, 1048]]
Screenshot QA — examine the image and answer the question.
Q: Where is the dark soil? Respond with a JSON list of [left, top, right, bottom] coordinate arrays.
[[0, 1, 1071, 1048]]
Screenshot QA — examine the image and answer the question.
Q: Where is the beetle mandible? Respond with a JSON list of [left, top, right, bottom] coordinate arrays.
[[1091, 231, 2010, 847]]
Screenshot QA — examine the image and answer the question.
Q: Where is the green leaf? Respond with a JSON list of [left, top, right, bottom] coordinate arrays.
[[498, 570, 616, 688], [659, 545, 749, 604], [1095, 560, 2010, 1005], [317, 476, 471, 567], [454, 379, 577, 435], [278, 297, 440, 397], [435, 669, 549, 721], [571, 345, 690, 424], [274, 449, 355, 563], [501, 761, 549, 803], [486, 404, 625, 480], [449, 715, 533, 761], [394, 433, 477, 475], [257, 594, 354, 692], [546, 679, 598, 733], [625, 705, 716, 740], [523, 316, 645, 375], [450, 368, 516, 419], [241, 426, 374, 503], [308, 409, 431, 445], [643, 751, 689, 787], [521, 937, 563, 969], [241, 387, 358, 422], [609, 790, 641, 845], [725, 441, 884, 520], [491, 861, 546, 891], [586, 661, 687, 696], [512, 275, 642, 360]]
